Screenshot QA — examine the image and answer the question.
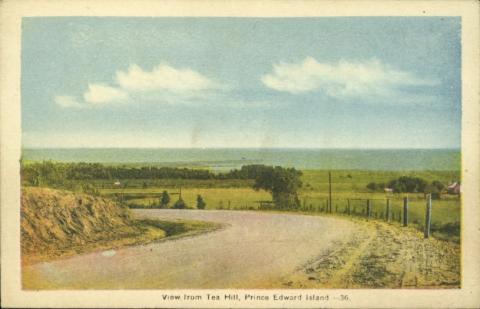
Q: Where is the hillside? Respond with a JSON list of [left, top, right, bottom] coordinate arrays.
[[21, 187, 216, 264]]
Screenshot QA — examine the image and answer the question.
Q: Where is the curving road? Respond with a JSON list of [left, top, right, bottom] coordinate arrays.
[[22, 209, 357, 289]]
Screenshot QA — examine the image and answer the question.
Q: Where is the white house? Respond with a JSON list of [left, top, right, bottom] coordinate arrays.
[[447, 182, 461, 194]]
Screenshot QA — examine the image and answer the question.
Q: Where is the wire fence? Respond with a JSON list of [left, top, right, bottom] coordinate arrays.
[[223, 195, 438, 239]]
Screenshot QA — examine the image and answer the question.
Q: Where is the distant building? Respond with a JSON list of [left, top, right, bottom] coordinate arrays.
[[384, 188, 394, 194], [447, 182, 461, 194], [113, 181, 121, 186]]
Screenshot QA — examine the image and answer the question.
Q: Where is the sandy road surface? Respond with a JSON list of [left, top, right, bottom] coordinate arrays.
[[22, 209, 357, 289]]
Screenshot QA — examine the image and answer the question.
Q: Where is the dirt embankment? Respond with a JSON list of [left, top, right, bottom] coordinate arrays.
[[21, 187, 169, 264]]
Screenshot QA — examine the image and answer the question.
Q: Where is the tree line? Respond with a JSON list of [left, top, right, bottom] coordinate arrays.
[[22, 161, 303, 210], [21, 161, 280, 185]]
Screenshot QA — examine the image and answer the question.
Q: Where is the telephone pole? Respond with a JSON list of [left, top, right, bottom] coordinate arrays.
[[328, 171, 332, 213]]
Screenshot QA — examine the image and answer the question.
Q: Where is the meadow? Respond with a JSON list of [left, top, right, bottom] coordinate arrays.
[[94, 169, 461, 242]]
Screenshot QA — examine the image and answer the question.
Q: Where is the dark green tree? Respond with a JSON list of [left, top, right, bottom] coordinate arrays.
[[424, 184, 441, 200], [426, 180, 445, 199], [388, 176, 427, 193], [253, 166, 302, 209], [159, 190, 170, 208], [432, 180, 445, 192], [366, 182, 377, 191], [196, 195, 206, 209], [172, 197, 187, 209]]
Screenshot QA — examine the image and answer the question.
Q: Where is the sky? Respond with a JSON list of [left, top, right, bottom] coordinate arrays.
[[21, 17, 461, 149]]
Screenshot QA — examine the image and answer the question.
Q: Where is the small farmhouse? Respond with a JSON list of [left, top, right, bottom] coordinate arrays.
[[446, 182, 461, 194]]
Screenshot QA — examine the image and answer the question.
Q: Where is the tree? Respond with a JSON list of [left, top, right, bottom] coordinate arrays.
[[159, 190, 170, 208], [172, 197, 187, 209], [366, 182, 386, 192], [253, 166, 302, 209], [432, 180, 445, 192], [388, 176, 427, 193], [424, 184, 441, 200], [366, 182, 377, 191], [426, 180, 445, 199], [196, 195, 206, 209]]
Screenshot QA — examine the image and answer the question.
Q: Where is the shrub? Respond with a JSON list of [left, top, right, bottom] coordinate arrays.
[[159, 190, 170, 208], [196, 195, 206, 209], [366, 182, 377, 191], [172, 198, 187, 209]]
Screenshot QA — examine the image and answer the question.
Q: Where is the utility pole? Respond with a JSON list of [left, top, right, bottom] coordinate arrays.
[[328, 171, 332, 213]]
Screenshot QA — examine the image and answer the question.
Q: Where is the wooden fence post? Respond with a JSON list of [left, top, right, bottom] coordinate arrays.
[[386, 199, 391, 222], [403, 197, 409, 227], [347, 199, 351, 215], [367, 199, 372, 219], [424, 194, 432, 238]]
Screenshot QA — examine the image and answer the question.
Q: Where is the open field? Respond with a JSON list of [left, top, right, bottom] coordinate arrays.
[[91, 169, 460, 242], [20, 161, 461, 242]]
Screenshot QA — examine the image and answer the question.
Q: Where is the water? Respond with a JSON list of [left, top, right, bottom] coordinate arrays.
[[22, 148, 460, 171]]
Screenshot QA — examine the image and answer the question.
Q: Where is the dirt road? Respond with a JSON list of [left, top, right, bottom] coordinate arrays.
[[22, 209, 460, 289], [22, 209, 357, 289]]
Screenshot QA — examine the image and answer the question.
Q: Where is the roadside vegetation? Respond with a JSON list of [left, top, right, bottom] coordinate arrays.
[[21, 161, 461, 242]]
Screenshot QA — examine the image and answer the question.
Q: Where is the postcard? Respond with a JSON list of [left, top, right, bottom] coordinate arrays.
[[1, 0, 479, 308]]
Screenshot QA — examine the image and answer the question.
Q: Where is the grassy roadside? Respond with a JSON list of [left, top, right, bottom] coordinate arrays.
[[22, 218, 222, 265]]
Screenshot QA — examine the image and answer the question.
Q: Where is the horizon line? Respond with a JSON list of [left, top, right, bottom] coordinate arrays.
[[22, 146, 461, 150]]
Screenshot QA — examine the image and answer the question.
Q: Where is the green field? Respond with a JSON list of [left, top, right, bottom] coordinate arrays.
[[92, 169, 461, 242]]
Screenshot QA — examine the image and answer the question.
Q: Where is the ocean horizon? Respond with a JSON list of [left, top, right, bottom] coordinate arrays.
[[21, 148, 461, 171]]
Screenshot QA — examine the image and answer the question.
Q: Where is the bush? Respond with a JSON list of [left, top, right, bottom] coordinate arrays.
[[366, 182, 377, 191], [196, 195, 206, 209], [387, 176, 427, 193], [172, 198, 187, 209], [159, 190, 170, 208], [366, 182, 386, 192]]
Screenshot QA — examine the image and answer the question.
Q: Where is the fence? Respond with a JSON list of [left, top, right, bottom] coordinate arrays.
[[297, 195, 434, 238], [211, 195, 436, 238]]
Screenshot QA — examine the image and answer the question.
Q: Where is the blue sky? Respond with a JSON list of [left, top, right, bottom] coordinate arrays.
[[21, 17, 461, 148]]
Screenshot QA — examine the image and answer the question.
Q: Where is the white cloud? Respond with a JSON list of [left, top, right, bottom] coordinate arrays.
[[262, 57, 439, 99], [56, 63, 223, 108], [83, 83, 128, 104], [54, 95, 84, 108], [116, 63, 217, 93]]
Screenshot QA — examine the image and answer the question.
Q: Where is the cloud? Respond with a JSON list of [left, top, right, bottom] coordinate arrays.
[[56, 63, 222, 108], [261, 57, 439, 100], [54, 95, 84, 108], [83, 83, 128, 104], [116, 64, 217, 93]]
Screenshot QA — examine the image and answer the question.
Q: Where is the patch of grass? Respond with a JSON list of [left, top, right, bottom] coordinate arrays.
[[134, 218, 221, 238], [106, 187, 271, 210]]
